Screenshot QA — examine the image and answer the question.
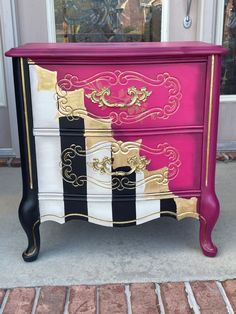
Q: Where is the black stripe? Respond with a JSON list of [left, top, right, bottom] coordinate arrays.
[[60, 117, 88, 222], [112, 166, 136, 227], [160, 198, 177, 219]]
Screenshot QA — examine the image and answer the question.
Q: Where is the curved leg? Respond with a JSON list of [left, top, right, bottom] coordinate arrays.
[[199, 192, 219, 257], [19, 196, 41, 262]]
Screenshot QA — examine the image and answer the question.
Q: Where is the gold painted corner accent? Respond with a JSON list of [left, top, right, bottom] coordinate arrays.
[[20, 58, 33, 190], [89, 155, 151, 176], [86, 86, 152, 108], [27, 58, 35, 65], [205, 55, 215, 186]]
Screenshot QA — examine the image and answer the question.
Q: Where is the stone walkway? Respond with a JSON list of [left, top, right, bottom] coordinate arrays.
[[0, 280, 235, 313]]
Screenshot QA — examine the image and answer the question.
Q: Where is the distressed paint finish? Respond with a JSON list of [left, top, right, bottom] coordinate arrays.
[[6, 42, 226, 260]]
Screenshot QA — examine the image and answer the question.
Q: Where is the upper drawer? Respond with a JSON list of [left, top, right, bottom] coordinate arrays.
[[29, 62, 207, 129]]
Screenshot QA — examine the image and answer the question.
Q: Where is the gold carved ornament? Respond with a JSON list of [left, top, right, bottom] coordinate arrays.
[[55, 70, 182, 123], [89, 155, 151, 176], [60, 141, 181, 191], [86, 86, 152, 108]]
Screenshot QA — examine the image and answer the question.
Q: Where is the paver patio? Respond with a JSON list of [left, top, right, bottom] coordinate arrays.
[[0, 280, 236, 313]]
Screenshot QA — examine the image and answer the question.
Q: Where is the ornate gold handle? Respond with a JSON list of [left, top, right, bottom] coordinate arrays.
[[86, 86, 152, 108], [89, 156, 150, 176]]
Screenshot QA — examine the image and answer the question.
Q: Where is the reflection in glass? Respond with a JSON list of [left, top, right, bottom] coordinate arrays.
[[54, 0, 162, 42], [221, 0, 236, 94]]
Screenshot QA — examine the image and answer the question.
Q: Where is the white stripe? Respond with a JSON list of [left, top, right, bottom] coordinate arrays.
[[216, 281, 234, 314], [96, 287, 100, 314], [63, 287, 71, 314], [0, 290, 10, 314], [135, 171, 160, 225], [184, 282, 200, 314], [35, 135, 65, 223], [125, 285, 132, 314], [31, 287, 41, 314], [29, 65, 58, 129], [155, 283, 165, 314], [86, 141, 113, 227]]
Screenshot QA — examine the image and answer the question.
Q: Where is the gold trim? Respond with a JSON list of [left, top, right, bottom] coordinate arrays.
[[20, 58, 33, 189], [61, 142, 181, 190], [23, 220, 40, 257], [86, 86, 152, 108], [40, 211, 199, 224], [56, 70, 182, 123], [205, 55, 215, 186], [89, 155, 150, 176], [27, 58, 35, 65]]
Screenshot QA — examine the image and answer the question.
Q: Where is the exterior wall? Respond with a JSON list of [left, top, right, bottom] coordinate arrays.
[[169, 0, 199, 41], [15, 0, 49, 43], [0, 109, 11, 148], [218, 101, 236, 150]]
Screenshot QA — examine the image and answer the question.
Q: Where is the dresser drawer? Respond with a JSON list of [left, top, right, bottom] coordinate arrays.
[[34, 129, 202, 196], [29, 62, 207, 130]]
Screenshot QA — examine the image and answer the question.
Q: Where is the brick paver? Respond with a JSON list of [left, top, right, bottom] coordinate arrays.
[[0, 280, 236, 313], [130, 283, 159, 314], [0, 289, 6, 308], [99, 284, 127, 313], [191, 281, 227, 314], [69, 285, 96, 314], [36, 286, 67, 314], [160, 282, 191, 314], [3, 288, 35, 314], [222, 279, 236, 312]]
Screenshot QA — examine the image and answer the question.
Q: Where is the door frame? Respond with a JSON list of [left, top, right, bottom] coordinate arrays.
[[0, 0, 19, 157]]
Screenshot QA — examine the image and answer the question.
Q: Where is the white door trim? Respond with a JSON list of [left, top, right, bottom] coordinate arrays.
[[46, 0, 56, 43], [197, 0, 218, 43], [0, 0, 19, 157]]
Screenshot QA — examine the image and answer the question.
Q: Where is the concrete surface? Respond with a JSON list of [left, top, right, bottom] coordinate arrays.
[[0, 163, 235, 288]]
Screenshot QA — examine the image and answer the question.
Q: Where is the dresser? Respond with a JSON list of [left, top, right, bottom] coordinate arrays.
[[6, 42, 226, 261]]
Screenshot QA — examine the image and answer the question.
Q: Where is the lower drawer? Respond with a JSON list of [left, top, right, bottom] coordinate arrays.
[[38, 193, 199, 227], [34, 129, 202, 196]]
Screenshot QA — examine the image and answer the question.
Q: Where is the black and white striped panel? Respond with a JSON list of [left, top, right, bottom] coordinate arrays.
[[58, 117, 177, 226], [30, 64, 177, 226]]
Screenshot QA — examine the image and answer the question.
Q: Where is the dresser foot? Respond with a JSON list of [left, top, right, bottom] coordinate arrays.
[[199, 193, 219, 257], [19, 197, 41, 262], [22, 221, 40, 262]]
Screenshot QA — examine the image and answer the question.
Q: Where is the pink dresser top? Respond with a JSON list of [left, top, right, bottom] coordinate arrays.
[[6, 41, 227, 59]]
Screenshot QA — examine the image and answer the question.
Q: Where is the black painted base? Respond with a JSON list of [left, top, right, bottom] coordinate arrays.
[[22, 221, 40, 262], [19, 193, 41, 262]]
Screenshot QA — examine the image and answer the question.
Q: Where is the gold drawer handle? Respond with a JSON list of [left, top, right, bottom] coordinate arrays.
[[86, 86, 152, 108], [89, 156, 150, 176]]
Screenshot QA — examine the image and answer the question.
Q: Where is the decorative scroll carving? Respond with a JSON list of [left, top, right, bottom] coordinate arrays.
[[56, 70, 182, 123], [60, 141, 181, 191]]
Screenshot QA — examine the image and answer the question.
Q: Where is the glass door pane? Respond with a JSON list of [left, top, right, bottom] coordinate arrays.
[[54, 0, 162, 42], [221, 0, 236, 94]]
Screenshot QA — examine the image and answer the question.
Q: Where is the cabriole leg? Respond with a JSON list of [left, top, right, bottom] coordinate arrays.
[[19, 197, 41, 262], [199, 192, 219, 257]]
